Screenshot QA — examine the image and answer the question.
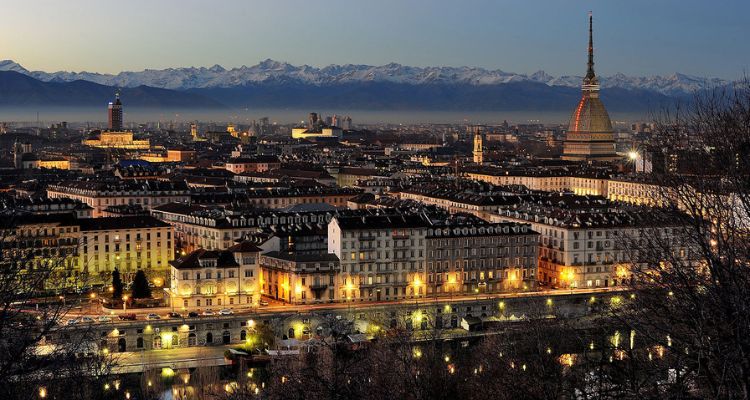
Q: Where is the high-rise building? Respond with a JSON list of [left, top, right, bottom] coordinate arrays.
[[308, 112, 319, 130], [107, 92, 123, 131], [341, 116, 352, 130], [562, 13, 619, 162]]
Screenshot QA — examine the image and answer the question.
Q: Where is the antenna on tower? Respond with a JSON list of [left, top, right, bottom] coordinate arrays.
[[587, 11, 595, 79]]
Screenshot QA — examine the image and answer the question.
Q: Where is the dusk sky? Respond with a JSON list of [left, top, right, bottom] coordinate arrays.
[[2, 0, 749, 79]]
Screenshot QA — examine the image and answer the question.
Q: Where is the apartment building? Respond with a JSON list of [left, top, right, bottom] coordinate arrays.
[[327, 211, 539, 303], [492, 193, 691, 288], [47, 180, 191, 217], [260, 251, 340, 304], [151, 203, 336, 252], [78, 216, 174, 285], [167, 241, 262, 309]]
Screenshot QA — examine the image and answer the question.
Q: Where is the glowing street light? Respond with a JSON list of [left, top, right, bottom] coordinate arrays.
[[122, 295, 128, 311]]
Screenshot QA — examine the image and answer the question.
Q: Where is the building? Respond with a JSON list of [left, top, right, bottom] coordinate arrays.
[[327, 211, 539, 303], [426, 220, 539, 295], [0, 213, 81, 289], [492, 193, 691, 288], [139, 149, 197, 163], [167, 241, 262, 309], [108, 92, 123, 131], [0, 195, 93, 218], [561, 14, 619, 162], [78, 216, 174, 285], [225, 156, 281, 174], [291, 126, 343, 140], [47, 180, 191, 218], [260, 251, 340, 304], [151, 203, 337, 253], [465, 165, 612, 197], [82, 131, 150, 150], [328, 213, 429, 303], [473, 129, 485, 164]]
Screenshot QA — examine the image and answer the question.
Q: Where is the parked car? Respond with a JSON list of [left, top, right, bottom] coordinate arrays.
[[80, 316, 95, 323], [118, 313, 137, 321], [167, 312, 182, 319], [97, 316, 112, 323], [66, 319, 79, 325], [188, 311, 199, 318], [219, 309, 233, 315], [146, 313, 161, 320], [202, 309, 215, 316], [259, 300, 269, 307]]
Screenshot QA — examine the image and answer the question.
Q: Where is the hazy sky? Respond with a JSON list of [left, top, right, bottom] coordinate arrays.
[[2, 0, 748, 79]]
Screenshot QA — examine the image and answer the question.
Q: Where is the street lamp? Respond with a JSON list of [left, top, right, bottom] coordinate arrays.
[[627, 150, 639, 173], [90, 292, 99, 314], [122, 295, 128, 311], [412, 276, 423, 306]]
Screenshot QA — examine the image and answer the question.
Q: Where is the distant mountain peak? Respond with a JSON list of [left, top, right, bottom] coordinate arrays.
[[0, 59, 731, 96], [0, 60, 29, 74]]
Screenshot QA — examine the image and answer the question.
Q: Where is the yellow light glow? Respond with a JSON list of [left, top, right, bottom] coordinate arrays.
[[414, 313, 423, 323], [161, 367, 175, 378], [38, 387, 47, 398], [498, 301, 505, 309]]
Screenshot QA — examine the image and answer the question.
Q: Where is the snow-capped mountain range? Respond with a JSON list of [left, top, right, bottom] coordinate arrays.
[[0, 59, 728, 97]]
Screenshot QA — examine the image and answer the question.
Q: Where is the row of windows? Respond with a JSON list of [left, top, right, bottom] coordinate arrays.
[[181, 269, 254, 281]]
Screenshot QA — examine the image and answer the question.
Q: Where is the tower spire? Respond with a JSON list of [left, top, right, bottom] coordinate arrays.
[[585, 11, 597, 84]]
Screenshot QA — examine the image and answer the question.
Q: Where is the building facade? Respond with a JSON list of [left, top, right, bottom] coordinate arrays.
[[167, 242, 262, 309]]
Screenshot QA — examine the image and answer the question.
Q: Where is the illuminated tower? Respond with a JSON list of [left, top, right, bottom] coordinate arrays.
[[562, 13, 618, 162], [473, 129, 485, 164], [227, 123, 238, 138], [108, 92, 123, 131], [190, 123, 199, 140]]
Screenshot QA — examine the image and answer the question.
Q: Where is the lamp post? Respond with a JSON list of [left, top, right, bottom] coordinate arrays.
[[122, 295, 128, 311], [90, 292, 98, 314], [412, 276, 423, 307], [627, 150, 639, 173]]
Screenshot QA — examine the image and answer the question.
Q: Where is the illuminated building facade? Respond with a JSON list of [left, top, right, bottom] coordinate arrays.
[[78, 216, 174, 285], [260, 251, 340, 304], [82, 131, 150, 150], [167, 242, 262, 309]]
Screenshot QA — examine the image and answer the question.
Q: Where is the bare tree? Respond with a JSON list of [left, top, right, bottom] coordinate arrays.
[[616, 81, 750, 398], [0, 214, 116, 399]]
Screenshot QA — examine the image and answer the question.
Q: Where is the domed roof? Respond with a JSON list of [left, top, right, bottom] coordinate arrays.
[[568, 94, 613, 133]]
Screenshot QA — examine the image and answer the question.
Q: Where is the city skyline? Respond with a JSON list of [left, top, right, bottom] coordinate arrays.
[[1, 0, 748, 80]]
